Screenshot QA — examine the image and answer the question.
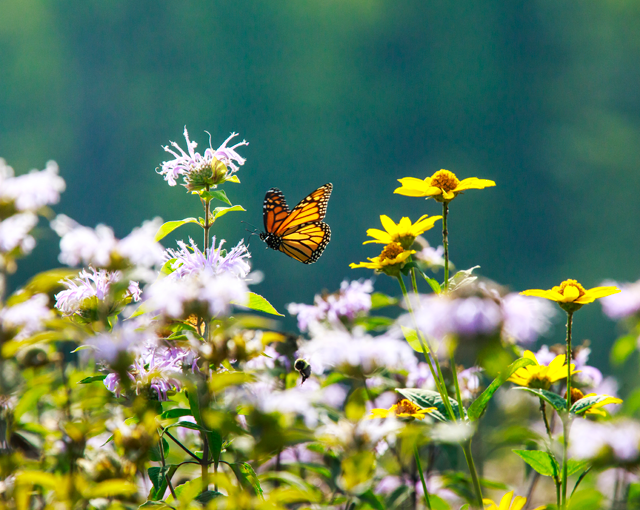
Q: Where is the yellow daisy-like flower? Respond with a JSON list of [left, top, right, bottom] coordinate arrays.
[[571, 388, 623, 416], [394, 169, 496, 203], [367, 399, 436, 420], [350, 242, 415, 277], [521, 279, 620, 313], [508, 350, 579, 390], [363, 214, 442, 250], [483, 490, 546, 510]]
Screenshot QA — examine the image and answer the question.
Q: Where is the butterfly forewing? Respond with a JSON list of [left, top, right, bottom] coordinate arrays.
[[260, 183, 332, 264], [262, 188, 290, 233], [274, 183, 332, 235]]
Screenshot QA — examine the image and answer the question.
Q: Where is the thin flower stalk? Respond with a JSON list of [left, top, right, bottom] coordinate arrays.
[[414, 445, 432, 510], [561, 311, 574, 508], [442, 202, 449, 290]]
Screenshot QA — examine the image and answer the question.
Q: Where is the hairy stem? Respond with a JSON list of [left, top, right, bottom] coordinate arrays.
[[442, 202, 449, 290], [562, 311, 574, 508]]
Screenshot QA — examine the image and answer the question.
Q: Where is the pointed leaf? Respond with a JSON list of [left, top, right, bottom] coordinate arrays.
[[154, 218, 200, 242], [370, 292, 398, 309], [513, 449, 559, 478], [570, 395, 612, 415], [226, 175, 240, 184], [566, 459, 589, 477], [200, 189, 231, 205], [159, 409, 192, 420], [235, 292, 283, 316], [447, 266, 480, 292], [468, 357, 536, 420], [401, 325, 429, 353], [78, 375, 107, 384], [212, 205, 245, 220]]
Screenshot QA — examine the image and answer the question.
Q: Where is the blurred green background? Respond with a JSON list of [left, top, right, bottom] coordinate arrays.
[[2, 1, 639, 370]]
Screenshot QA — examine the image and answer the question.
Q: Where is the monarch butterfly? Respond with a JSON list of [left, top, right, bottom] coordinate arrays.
[[259, 183, 332, 264]]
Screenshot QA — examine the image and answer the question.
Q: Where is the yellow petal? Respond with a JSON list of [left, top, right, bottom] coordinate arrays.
[[499, 491, 514, 510], [394, 178, 430, 196], [379, 215, 398, 233], [523, 350, 538, 363], [575, 286, 621, 304], [561, 285, 580, 302], [483, 499, 498, 510], [548, 354, 566, 371], [442, 190, 456, 200], [511, 496, 527, 510], [456, 177, 497, 191], [394, 186, 430, 197], [521, 289, 565, 302], [397, 217, 412, 230], [397, 177, 429, 188], [364, 228, 393, 244]]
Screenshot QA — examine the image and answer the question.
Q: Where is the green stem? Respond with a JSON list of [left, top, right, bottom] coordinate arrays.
[[396, 275, 456, 422], [562, 311, 574, 508], [414, 445, 432, 510], [410, 267, 420, 295], [462, 440, 483, 508], [450, 353, 465, 420], [442, 202, 449, 291]]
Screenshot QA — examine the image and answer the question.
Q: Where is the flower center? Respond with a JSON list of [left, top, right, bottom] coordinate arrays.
[[558, 279, 586, 300], [527, 373, 551, 390], [570, 387, 585, 405], [394, 399, 421, 415], [430, 170, 460, 192], [379, 242, 404, 261]]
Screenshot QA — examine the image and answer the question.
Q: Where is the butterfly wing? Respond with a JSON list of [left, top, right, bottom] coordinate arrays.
[[273, 183, 332, 235], [279, 222, 331, 264], [262, 187, 290, 233]]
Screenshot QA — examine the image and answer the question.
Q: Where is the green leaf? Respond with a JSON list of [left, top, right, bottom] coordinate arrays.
[[78, 375, 107, 384], [165, 421, 205, 432], [149, 437, 170, 462], [514, 387, 567, 412], [422, 274, 442, 294], [358, 489, 385, 510], [212, 204, 245, 220], [228, 462, 264, 498], [396, 388, 464, 422], [154, 218, 199, 242], [200, 189, 231, 205], [447, 266, 480, 292], [370, 292, 398, 309], [226, 174, 240, 184], [513, 449, 559, 478], [159, 409, 192, 420], [566, 459, 589, 477], [611, 334, 637, 365], [186, 388, 223, 468], [195, 491, 224, 504], [139, 502, 174, 509], [570, 394, 614, 415], [354, 315, 395, 331], [468, 357, 536, 420], [567, 489, 603, 510], [401, 325, 429, 354], [148, 465, 177, 499], [235, 292, 283, 316], [70, 345, 95, 353]]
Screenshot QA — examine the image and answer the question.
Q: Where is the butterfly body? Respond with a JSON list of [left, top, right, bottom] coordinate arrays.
[[260, 183, 332, 264]]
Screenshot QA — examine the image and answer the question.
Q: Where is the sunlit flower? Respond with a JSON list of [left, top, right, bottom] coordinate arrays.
[[0, 294, 53, 339], [350, 242, 415, 277], [0, 212, 37, 255], [600, 279, 640, 319], [51, 215, 165, 269], [521, 279, 620, 313], [507, 350, 578, 390], [413, 237, 446, 271], [394, 169, 495, 203], [570, 419, 640, 462], [364, 214, 442, 249], [159, 127, 248, 188], [368, 399, 435, 420], [483, 490, 545, 510], [54, 268, 140, 316], [165, 236, 251, 279], [287, 279, 373, 331], [0, 159, 65, 211], [501, 293, 556, 345]]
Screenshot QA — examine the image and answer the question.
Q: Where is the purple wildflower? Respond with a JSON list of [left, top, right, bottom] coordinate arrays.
[[502, 293, 556, 345], [0, 294, 52, 339], [0, 213, 37, 255], [0, 159, 65, 211], [600, 279, 640, 320], [166, 237, 251, 279], [159, 127, 248, 186]]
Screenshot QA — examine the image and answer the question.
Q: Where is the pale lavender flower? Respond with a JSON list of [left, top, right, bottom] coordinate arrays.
[[245, 344, 281, 370], [451, 297, 502, 336], [296, 329, 418, 375], [534, 345, 556, 366], [570, 419, 640, 462], [246, 379, 320, 428], [375, 475, 460, 506], [597, 469, 639, 501], [0, 213, 37, 254], [502, 293, 557, 345], [51, 215, 164, 269], [288, 279, 373, 332], [55, 268, 140, 315], [0, 294, 52, 338], [601, 279, 640, 319], [406, 362, 437, 390], [166, 237, 251, 279], [414, 243, 446, 270], [572, 347, 603, 388], [458, 367, 482, 400], [408, 295, 455, 342], [145, 271, 248, 319], [89, 322, 151, 365], [0, 160, 65, 211], [159, 127, 248, 186]]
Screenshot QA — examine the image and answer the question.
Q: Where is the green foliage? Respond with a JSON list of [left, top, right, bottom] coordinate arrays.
[[396, 388, 464, 422]]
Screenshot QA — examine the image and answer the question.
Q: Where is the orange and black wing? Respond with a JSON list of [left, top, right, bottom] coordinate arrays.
[[273, 183, 332, 235], [262, 187, 290, 234], [280, 222, 331, 264]]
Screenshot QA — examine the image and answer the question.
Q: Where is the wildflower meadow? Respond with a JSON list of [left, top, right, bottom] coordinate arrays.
[[2, 128, 640, 510]]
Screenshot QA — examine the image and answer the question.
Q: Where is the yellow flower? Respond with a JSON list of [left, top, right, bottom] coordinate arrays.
[[483, 490, 546, 510], [350, 242, 415, 277], [571, 388, 623, 416], [364, 214, 442, 249], [367, 399, 436, 420], [394, 169, 496, 203], [521, 279, 621, 313], [508, 351, 579, 390]]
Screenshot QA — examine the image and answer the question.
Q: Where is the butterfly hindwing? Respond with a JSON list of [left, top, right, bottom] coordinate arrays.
[[260, 183, 332, 264]]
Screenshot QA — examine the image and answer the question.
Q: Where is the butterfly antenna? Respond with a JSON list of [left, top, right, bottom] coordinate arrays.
[[241, 220, 260, 236]]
